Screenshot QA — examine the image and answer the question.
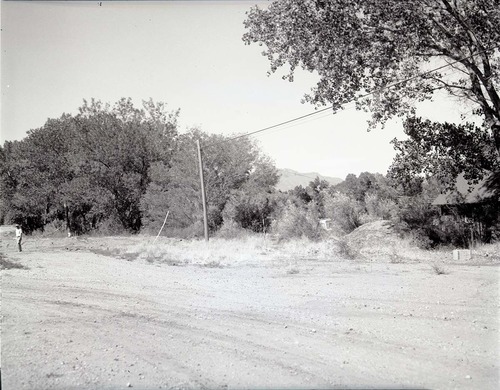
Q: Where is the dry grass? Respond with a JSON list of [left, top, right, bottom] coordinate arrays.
[[431, 264, 448, 275], [11, 224, 498, 269], [0, 253, 28, 270], [118, 235, 346, 268], [83, 230, 500, 269]]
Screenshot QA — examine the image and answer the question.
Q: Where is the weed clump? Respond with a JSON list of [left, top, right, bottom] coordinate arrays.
[[432, 264, 448, 275], [0, 254, 28, 270], [337, 240, 359, 260], [202, 260, 224, 268]]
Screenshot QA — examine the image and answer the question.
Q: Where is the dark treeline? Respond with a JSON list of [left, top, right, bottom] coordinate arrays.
[[1, 98, 498, 248], [0, 99, 279, 237]]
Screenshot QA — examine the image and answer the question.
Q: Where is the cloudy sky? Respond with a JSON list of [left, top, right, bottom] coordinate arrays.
[[1, 1, 473, 179]]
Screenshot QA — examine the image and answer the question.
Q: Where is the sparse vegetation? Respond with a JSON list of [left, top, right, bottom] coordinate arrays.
[[202, 261, 224, 269], [336, 239, 359, 260], [389, 248, 404, 264], [286, 267, 300, 275], [432, 264, 448, 275], [0, 253, 28, 270]]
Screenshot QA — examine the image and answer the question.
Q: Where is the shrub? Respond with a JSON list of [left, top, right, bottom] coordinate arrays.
[[271, 200, 322, 241], [391, 195, 440, 248], [215, 221, 255, 239], [337, 239, 359, 260], [164, 222, 204, 240], [323, 192, 366, 233], [222, 191, 277, 233], [365, 193, 398, 220], [431, 264, 448, 275]]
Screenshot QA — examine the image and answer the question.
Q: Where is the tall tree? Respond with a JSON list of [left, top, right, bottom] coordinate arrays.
[[73, 98, 179, 231], [141, 129, 279, 234], [0, 115, 77, 232], [243, 0, 500, 154], [1, 98, 179, 233]]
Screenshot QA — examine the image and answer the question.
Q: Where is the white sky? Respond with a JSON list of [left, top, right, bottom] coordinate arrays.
[[1, 0, 475, 179]]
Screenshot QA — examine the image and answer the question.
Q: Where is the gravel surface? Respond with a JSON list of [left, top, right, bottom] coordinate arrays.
[[1, 237, 499, 389]]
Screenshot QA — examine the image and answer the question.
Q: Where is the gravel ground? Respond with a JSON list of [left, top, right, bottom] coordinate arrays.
[[1, 236, 499, 390]]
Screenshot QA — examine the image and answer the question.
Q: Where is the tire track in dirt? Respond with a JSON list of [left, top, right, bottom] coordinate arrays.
[[2, 248, 499, 389]]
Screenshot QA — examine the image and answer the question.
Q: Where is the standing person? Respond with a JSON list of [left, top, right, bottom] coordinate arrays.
[[15, 225, 23, 252]]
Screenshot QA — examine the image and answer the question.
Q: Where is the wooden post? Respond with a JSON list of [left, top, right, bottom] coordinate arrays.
[[196, 139, 209, 242]]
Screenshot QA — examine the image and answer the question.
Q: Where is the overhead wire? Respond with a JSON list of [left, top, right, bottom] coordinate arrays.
[[203, 44, 499, 149]]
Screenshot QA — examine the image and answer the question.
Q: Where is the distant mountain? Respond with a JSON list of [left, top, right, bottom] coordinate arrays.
[[276, 168, 343, 192]]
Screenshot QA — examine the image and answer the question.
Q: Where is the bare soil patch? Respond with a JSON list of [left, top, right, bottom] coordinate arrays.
[[1, 235, 499, 389]]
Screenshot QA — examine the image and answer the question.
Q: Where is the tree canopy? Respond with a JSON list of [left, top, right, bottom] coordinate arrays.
[[141, 129, 279, 234], [1, 99, 180, 233], [243, 0, 500, 153], [388, 117, 499, 191]]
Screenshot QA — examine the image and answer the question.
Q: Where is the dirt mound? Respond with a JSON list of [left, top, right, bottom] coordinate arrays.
[[344, 220, 420, 262], [344, 220, 500, 265], [345, 220, 399, 247]]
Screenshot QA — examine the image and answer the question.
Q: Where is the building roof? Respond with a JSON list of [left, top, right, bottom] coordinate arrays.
[[432, 173, 497, 206]]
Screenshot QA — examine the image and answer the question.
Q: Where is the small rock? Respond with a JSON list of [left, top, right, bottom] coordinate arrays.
[[127, 383, 132, 387], [465, 375, 471, 379]]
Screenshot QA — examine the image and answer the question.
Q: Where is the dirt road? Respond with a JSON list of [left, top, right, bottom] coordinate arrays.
[[1, 239, 498, 389]]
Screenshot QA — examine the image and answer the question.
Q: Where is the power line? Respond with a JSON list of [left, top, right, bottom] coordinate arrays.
[[205, 105, 334, 148], [203, 45, 499, 149]]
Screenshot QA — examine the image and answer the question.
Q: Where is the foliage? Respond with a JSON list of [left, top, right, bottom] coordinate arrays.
[[431, 264, 448, 275], [337, 239, 359, 260], [322, 172, 399, 232], [0, 115, 77, 232], [288, 185, 312, 204], [306, 177, 330, 217], [271, 199, 322, 240], [286, 176, 330, 218], [365, 193, 398, 220], [215, 221, 255, 240], [389, 118, 499, 192], [221, 154, 279, 232], [141, 129, 280, 236], [223, 191, 276, 233], [1, 98, 179, 234], [72, 98, 178, 232], [392, 195, 441, 248], [323, 192, 366, 233], [243, 0, 500, 153], [2, 98, 280, 237]]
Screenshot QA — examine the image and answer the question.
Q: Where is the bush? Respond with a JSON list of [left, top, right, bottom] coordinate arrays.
[[365, 193, 398, 220], [215, 221, 256, 239], [93, 215, 129, 236], [222, 191, 276, 233], [337, 239, 359, 259], [271, 200, 322, 241], [323, 192, 366, 233], [163, 222, 204, 240]]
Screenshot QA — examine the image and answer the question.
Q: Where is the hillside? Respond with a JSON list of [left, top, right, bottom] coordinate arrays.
[[276, 168, 342, 192]]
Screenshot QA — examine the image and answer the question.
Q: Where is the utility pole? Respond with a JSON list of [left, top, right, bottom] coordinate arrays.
[[196, 139, 209, 242]]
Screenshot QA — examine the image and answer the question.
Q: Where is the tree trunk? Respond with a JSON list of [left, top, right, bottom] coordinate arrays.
[[64, 202, 70, 236], [493, 123, 500, 160]]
